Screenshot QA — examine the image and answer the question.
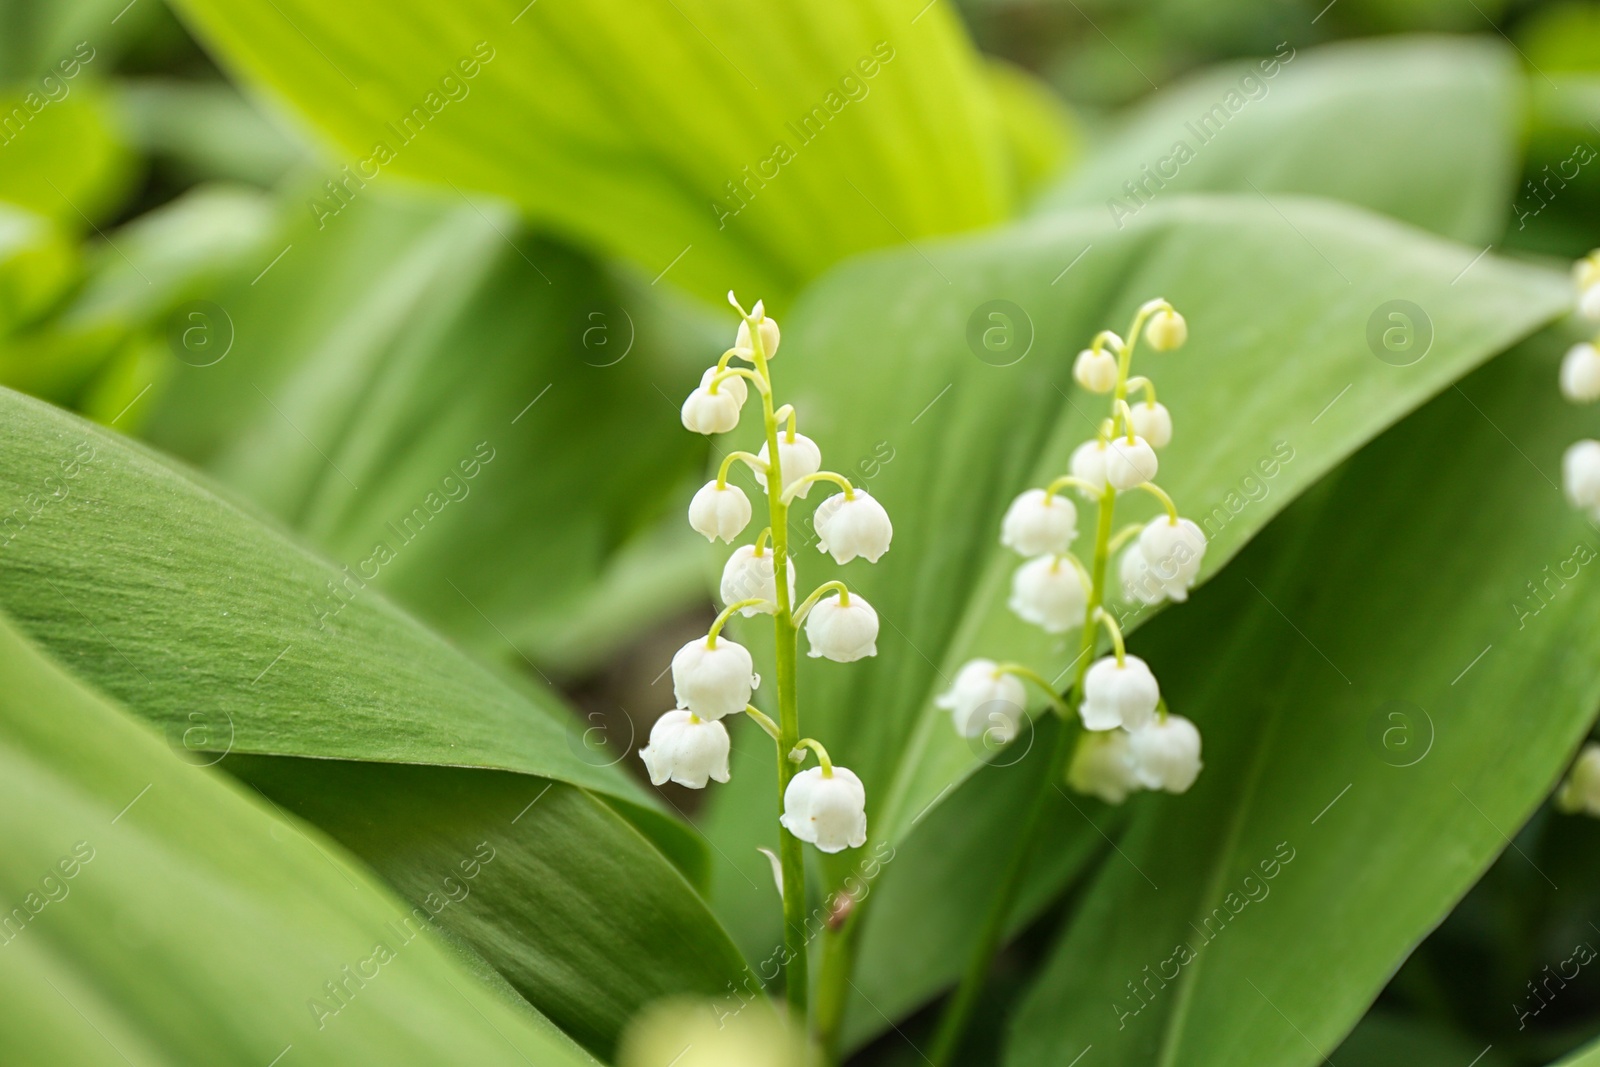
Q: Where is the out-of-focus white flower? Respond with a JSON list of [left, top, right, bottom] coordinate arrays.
[[1563, 440, 1600, 513], [1561, 343, 1600, 403], [619, 997, 806, 1067], [1127, 715, 1203, 792], [814, 490, 892, 564], [1145, 308, 1187, 351], [680, 382, 741, 435], [1067, 730, 1143, 804], [1070, 438, 1109, 491], [671, 636, 757, 719], [720, 545, 796, 614], [1105, 435, 1158, 490], [1137, 517, 1206, 602], [1557, 742, 1600, 816], [1079, 654, 1160, 732], [1008, 556, 1089, 633], [688, 480, 752, 543], [754, 431, 822, 497], [1119, 544, 1164, 606], [781, 766, 867, 853], [804, 593, 879, 662], [1000, 488, 1076, 557], [1130, 401, 1172, 448], [937, 659, 1027, 739], [1073, 347, 1118, 393], [1582, 284, 1600, 322], [640, 710, 730, 788]]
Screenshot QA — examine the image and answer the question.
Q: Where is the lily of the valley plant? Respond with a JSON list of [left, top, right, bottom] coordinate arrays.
[[643, 293, 890, 1030], [928, 298, 1205, 1063]]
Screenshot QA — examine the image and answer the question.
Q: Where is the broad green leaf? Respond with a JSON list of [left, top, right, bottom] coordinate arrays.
[[164, 0, 1016, 303], [699, 196, 1568, 978], [1007, 329, 1600, 1066], [0, 385, 750, 1048], [0, 82, 134, 226], [1557, 1036, 1600, 1066], [1332, 1012, 1512, 1067], [1032, 37, 1521, 244], [0, 610, 597, 1066], [140, 187, 713, 671]]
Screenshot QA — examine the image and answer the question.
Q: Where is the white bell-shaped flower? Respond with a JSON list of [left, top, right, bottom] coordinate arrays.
[[681, 382, 741, 435], [720, 545, 797, 614], [1575, 254, 1600, 293], [671, 636, 757, 719], [1104, 435, 1158, 490], [1067, 730, 1143, 804], [804, 592, 879, 662], [1008, 555, 1089, 633], [1137, 517, 1206, 602], [1582, 284, 1600, 322], [780, 766, 867, 853], [735, 309, 781, 360], [1129, 401, 1172, 448], [640, 710, 730, 788], [1145, 308, 1187, 351], [699, 365, 747, 406], [1557, 742, 1600, 816], [1073, 348, 1118, 393], [1119, 544, 1164, 606], [1069, 438, 1109, 492], [688, 480, 752, 543], [754, 431, 822, 498], [1566, 440, 1600, 513], [1000, 488, 1076, 557], [937, 659, 1027, 739], [1079, 654, 1160, 732], [1561, 343, 1600, 403], [814, 490, 892, 564], [1127, 715, 1203, 792]]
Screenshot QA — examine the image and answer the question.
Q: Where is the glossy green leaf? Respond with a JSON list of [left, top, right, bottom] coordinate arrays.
[[699, 196, 1567, 973], [0, 610, 597, 1066], [164, 0, 1016, 303], [1033, 36, 1521, 244], [1007, 329, 1600, 1066], [0, 385, 750, 1049]]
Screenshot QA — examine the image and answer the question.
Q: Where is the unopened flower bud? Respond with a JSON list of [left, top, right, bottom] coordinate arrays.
[[720, 545, 796, 614], [781, 766, 867, 853], [681, 385, 740, 435], [688, 480, 752, 542], [804, 593, 879, 662], [1145, 308, 1187, 351], [814, 490, 892, 564], [1000, 488, 1076, 557], [754, 431, 822, 497], [1561, 343, 1600, 403], [937, 659, 1027, 739], [1128, 715, 1203, 792], [1008, 555, 1088, 633], [1067, 730, 1143, 804], [1080, 654, 1160, 731], [1137, 517, 1206, 602], [640, 710, 730, 788], [671, 636, 757, 719], [1104, 435, 1158, 490], [736, 314, 781, 360], [1073, 348, 1118, 393], [1129, 400, 1172, 448]]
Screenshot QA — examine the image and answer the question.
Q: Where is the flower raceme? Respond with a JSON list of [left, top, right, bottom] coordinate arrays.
[[1565, 251, 1600, 522], [941, 298, 1206, 804]]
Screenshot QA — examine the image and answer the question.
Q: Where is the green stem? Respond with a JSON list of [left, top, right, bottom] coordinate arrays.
[[716, 450, 766, 487], [991, 662, 1072, 717], [791, 737, 834, 775], [793, 580, 850, 623], [783, 470, 855, 503], [708, 599, 770, 642]]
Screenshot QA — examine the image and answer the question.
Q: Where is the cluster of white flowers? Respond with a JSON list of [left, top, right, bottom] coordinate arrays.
[[641, 296, 889, 854], [942, 299, 1204, 804], [1563, 252, 1600, 521]]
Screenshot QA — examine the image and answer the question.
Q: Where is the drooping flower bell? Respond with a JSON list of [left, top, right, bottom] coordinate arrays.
[[1000, 488, 1076, 557], [1137, 517, 1206, 602], [1129, 400, 1173, 448], [1069, 438, 1109, 490], [720, 545, 796, 613], [688, 480, 753, 543], [735, 300, 781, 360], [1145, 307, 1188, 351], [1073, 347, 1118, 393], [814, 490, 893, 564], [1008, 555, 1088, 633], [640, 710, 731, 788], [671, 636, 758, 719], [1067, 729, 1143, 804], [681, 370, 743, 435], [938, 659, 1027, 739], [1562, 342, 1600, 404], [780, 765, 868, 853], [753, 431, 822, 498], [1104, 434, 1158, 490], [1079, 654, 1160, 732], [804, 592, 879, 662], [1127, 715, 1203, 792]]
